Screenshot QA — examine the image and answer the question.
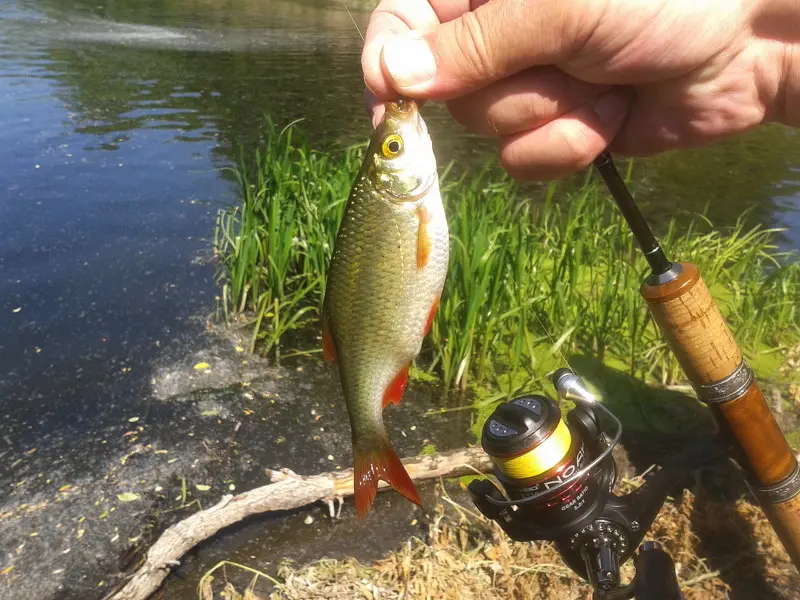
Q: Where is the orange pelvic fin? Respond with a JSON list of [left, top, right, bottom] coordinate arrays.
[[382, 362, 410, 408], [354, 441, 422, 518], [321, 314, 337, 363], [423, 297, 440, 337], [416, 206, 431, 270]]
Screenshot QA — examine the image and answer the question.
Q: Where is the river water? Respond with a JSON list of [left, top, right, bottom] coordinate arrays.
[[1, 1, 799, 599]]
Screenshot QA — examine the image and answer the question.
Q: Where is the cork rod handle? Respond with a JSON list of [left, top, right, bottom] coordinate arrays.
[[641, 262, 800, 567]]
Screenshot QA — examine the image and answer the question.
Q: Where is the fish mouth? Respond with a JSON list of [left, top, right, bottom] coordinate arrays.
[[384, 99, 426, 129], [385, 98, 418, 118], [383, 99, 428, 137]]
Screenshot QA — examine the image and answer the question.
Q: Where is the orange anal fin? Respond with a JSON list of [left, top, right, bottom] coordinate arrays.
[[416, 206, 431, 271], [423, 297, 439, 337], [321, 318, 337, 363], [354, 442, 422, 518], [382, 362, 410, 408]]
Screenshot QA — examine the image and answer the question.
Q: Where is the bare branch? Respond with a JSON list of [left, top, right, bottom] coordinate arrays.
[[108, 447, 493, 600]]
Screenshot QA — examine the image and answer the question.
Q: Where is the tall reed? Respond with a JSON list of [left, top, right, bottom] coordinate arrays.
[[213, 122, 800, 390], [213, 120, 357, 358]]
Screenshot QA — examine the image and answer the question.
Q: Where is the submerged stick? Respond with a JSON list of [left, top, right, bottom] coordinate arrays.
[[107, 447, 492, 600]]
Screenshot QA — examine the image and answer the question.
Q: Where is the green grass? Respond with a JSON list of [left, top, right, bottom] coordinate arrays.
[[213, 121, 800, 395], [787, 431, 800, 452]]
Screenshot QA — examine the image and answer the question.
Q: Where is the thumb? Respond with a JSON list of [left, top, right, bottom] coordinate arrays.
[[380, 0, 600, 100]]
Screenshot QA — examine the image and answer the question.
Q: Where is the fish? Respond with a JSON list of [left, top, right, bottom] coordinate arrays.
[[322, 99, 449, 518]]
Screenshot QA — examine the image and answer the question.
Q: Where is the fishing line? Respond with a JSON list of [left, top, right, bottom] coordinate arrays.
[[340, 0, 364, 42], [533, 311, 581, 389]]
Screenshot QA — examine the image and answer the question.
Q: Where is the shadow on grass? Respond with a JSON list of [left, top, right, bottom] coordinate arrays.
[[690, 483, 792, 600], [567, 354, 795, 598], [568, 353, 717, 470]]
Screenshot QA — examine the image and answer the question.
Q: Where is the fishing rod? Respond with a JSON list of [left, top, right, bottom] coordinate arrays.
[[467, 152, 800, 596], [591, 151, 800, 567]]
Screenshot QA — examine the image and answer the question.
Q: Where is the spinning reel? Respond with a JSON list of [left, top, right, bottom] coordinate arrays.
[[468, 369, 727, 600]]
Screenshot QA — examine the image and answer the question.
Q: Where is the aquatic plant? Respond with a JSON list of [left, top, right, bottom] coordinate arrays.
[[213, 122, 800, 391], [213, 120, 355, 360]]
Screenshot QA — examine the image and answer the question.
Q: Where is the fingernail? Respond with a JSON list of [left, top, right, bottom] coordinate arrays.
[[593, 90, 630, 126], [382, 34, 436, 88]]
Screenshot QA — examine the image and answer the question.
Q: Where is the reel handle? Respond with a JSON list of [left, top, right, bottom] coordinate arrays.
[[633, 542, 684, 600]]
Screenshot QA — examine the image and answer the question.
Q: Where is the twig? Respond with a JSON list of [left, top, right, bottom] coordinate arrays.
[[108, 447, 492, 600]]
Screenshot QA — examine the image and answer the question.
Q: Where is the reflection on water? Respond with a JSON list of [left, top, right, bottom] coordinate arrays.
[[627, 126, 800, 246]]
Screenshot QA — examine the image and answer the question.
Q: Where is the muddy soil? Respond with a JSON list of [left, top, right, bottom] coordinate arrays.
[[0, 324, 474, 600]]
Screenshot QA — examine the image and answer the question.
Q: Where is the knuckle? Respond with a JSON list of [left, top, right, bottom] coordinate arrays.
[[455, 12, 496, 80]]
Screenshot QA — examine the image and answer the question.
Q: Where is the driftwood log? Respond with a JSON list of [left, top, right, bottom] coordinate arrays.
[[108, 447, 493, 600]]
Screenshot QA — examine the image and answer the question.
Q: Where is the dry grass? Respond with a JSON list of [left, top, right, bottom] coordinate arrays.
[[194, 342, 800, 600], [209, 480, 796, 600]]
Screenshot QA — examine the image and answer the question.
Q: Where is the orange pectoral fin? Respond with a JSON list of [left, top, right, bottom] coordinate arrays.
[[353, 441, 422, 518], [321, 317, 337, 363], [423, 297, 439, 337], [382, 362, 410, 408], [416, 206, 431, 271]]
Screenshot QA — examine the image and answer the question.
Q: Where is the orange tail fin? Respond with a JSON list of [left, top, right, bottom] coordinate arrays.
[[353, 441, 422, 518]]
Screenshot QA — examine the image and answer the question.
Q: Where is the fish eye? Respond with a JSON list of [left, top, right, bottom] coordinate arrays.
[[381, 134, 403, 159]]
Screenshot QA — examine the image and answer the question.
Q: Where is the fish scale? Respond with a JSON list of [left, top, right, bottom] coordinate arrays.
[[322, 100, 449, 517]]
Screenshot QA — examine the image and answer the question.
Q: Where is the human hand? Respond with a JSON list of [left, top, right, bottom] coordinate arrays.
[[361, 0, 796, 180]]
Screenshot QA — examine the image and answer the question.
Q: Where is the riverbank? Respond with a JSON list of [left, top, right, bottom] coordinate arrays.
[[3, 318, 794, 600], [0, 323, 475, 600], [198, 125, 800, 600], [194, 463, 800, 600], [4, 313, 797, 600]]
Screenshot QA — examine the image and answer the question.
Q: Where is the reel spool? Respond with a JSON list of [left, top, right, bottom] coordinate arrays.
[[481, 394, 598, 528]]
